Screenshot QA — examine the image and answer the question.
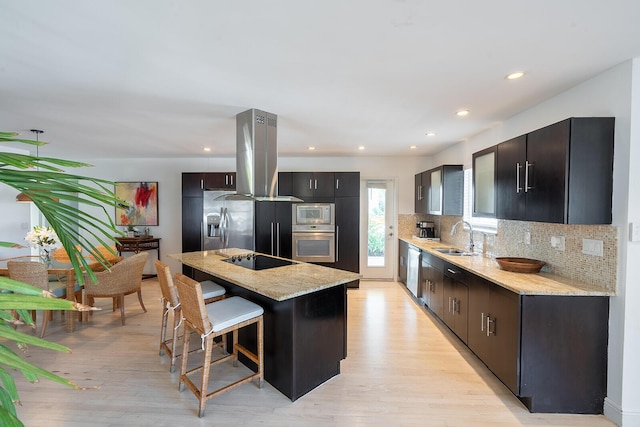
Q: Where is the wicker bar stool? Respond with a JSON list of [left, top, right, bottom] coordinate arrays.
[[155, 260, 226, 372], [174, 273, 264, 418]]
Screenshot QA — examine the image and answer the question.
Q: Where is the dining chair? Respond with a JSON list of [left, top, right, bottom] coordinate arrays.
[[81, 252, 148, 325], [174, 273, 264, 418], [87, 245, 120, 264], [155, 260, 226, 372], [7, 260, 71, 337], [51, 245, 83, 265]]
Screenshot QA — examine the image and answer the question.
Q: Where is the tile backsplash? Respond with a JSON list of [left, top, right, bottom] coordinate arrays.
[[398, 213, 618, 291]]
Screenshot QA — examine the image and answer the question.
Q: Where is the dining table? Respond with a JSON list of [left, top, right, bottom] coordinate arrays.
[[0, 256, 90, 333]]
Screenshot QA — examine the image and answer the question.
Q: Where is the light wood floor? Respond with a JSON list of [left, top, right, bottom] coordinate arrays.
[[14, 279, 615, 426]]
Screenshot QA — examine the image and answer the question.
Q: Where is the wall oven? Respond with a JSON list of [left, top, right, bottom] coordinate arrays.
[[292, 203, 335, 263]]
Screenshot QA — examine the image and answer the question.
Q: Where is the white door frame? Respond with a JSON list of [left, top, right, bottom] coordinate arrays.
[[359, 177, 398, 280]]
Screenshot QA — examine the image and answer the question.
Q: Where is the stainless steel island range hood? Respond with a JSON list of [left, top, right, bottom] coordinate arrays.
[[232, 108, 301, 201]]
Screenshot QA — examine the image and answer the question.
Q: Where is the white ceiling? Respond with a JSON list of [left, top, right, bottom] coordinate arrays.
[[1, 0, 640, 160]]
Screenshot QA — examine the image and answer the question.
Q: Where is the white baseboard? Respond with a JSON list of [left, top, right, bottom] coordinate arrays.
[[604, 398, 640, 427]]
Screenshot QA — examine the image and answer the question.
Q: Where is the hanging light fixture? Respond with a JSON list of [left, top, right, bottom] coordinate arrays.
[[16, 129, 48, 203]]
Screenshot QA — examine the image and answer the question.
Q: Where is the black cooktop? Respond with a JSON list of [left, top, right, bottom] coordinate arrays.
[[222, 253, 295, 271]]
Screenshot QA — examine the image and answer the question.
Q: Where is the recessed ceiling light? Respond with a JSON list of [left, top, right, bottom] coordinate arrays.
[[308, 146, 315, 150], [456, 110, 469, 117], [358, 146, 365, 150], [203, 147, 211, 152], [410, 145, 417, 149], [506, 71, 525, 80], [426, 132, 436, 137]]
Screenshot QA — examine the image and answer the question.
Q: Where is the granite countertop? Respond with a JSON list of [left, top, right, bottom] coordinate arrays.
[[400, 236, 613, 296], [170, 250, 362, 302]]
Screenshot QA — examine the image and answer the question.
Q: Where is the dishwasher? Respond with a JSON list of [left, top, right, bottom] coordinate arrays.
[[406, 245, 421, 299]]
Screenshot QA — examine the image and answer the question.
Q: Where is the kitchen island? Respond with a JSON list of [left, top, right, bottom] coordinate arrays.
[[170, 249, 361, 401]]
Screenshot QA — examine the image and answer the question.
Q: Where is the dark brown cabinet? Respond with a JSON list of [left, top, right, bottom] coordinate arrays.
[[468, 276, 519, 394], [398, 240, 408, 285], [334, 172, 360, 288], [472, 145, 497, 217], [442, 263, 468, 343], [181, 196, 203, 253], [414, 165, 463, 215], [292, 172, 335, 201], [277, 172, 293, 197], [334, 172, 360, 198], [421, 252, 444, 318], [204, 172, 236, 190], [182, 172, 236, 197], [414, 172, 428, 213], [255, 201, 292, 259], [496, 135, 527, 220], [335, 197, 359, 277], [496, 117, 614, 224]]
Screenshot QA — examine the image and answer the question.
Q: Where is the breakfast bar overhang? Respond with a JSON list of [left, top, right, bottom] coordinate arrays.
[[171, 250, 361, 401]]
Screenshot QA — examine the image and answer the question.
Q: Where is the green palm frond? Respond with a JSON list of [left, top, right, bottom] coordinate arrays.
[[0, 131, 124, 426]]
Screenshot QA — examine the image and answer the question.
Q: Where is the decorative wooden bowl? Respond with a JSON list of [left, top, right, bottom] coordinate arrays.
[[495, 257, 546, 274]]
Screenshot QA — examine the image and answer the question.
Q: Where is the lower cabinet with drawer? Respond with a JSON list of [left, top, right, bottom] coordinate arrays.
[[463, 272, 608, 413], [442, 263, 469, 344]]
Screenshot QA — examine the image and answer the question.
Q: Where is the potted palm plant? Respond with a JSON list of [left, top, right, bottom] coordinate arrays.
[[0, 131, 124, 426]]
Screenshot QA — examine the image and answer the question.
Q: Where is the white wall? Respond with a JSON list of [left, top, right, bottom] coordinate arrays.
[[432, 59, 639, 426]]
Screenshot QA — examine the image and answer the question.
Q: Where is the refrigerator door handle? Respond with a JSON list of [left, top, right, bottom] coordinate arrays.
[[221, 207, 228, 248]]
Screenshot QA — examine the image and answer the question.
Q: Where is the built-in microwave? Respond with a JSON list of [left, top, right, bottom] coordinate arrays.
[[292, 203, 335, 228], [291, 203, 336, 262]]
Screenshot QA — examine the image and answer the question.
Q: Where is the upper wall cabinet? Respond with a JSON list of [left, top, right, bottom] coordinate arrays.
[[291, 172, 335, 201], [472, 146, 497, 218], [414, 165, 463, 215], [494, 117, 614, 224], [414, 171, 429, 214], [429, 165, 464, 216], [334, 172, 360, 198]]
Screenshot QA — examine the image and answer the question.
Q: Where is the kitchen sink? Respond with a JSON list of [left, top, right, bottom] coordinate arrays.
[[434, 247, 475, 256]]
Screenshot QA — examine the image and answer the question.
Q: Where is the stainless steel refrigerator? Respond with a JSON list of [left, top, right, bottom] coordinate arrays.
[[203, 191, 255, 251]]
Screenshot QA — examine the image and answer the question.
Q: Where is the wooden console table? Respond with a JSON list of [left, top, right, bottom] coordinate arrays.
[[114, 236, 161, 279]]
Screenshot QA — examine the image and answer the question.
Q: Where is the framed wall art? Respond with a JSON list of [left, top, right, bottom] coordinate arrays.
[[115, 181, 159, 226]]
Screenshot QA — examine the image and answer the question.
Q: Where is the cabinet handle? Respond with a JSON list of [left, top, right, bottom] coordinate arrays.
[[225, 175, 228, 186], [230, 174, 234, 186], [447, 268, 457, 274], [309, 178, 312, 190], [335, 225, 339, 262], [336, 178, 339, 190], [314, 179, 318, 190], [448, 296, 452, 313], [516, 163, 523, 193], [200, 179, 204, 190], [276, 222, 280, 256], [487, 316, 494, 336], [270, 222, 275, 255], [481, 312, 485, 331], [525, 161, 534, 192]]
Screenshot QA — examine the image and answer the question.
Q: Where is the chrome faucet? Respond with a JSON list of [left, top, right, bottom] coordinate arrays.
[[451, 220, 474, 253]]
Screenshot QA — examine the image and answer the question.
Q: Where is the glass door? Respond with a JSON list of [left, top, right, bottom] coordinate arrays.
[[360, 179, 396, 280]]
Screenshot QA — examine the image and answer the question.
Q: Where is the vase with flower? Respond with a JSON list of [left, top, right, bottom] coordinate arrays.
[[25, 225, 60, 267]]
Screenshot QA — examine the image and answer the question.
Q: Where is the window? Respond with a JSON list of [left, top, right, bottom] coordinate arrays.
[[463, 168, 497, 233]]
